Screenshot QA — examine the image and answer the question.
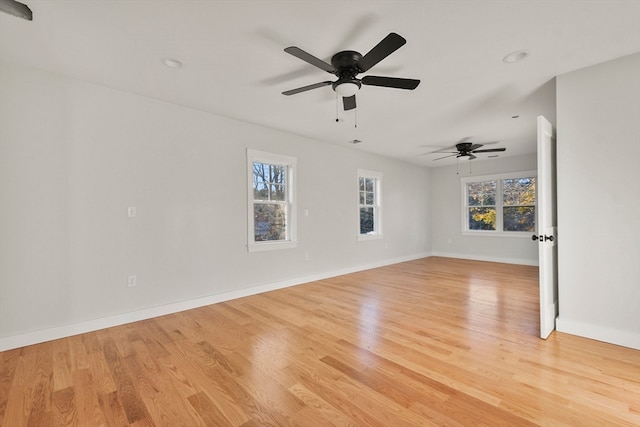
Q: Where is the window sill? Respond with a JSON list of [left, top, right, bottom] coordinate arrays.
[[358, 233, 383, 241], [247, 240, 297, 253], [462, 231, 532, 239]]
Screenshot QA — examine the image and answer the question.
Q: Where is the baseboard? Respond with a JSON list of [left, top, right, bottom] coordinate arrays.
[[0, 252, 431, 352], [431, 251, 538, 266], [556, 317, 640, 350]]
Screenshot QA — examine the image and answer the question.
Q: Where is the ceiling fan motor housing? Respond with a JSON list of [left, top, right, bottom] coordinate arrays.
[[331, 50, 363, 92], [331, 50, 363, 73]]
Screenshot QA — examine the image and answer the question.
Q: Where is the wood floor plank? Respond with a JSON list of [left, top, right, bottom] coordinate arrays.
[[101, 338, 149, 424], [163, 340, 252, 426], [287, 382, 358, 427], [1, 257, 639, 426], [51, 386, 77, 426], [51, 340, 73, 392], [0, 348, 21, 422], [2, 349, 37, 426], [187, 390, 229, 426], [25, 345, 53, 427], [122, 349, 203, 427], [96, 391, 128, 427], [72, 368, 108, 427]]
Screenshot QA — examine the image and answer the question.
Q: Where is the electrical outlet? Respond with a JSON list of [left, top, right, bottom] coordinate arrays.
[[128, 275, 137, 287]]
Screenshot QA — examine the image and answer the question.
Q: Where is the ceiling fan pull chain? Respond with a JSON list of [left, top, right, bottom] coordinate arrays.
[[355, 106, 357, 128], [335, 93, 340, 123]]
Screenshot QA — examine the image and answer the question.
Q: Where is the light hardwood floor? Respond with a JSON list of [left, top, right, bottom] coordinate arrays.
[[1, 257, 639, 426]]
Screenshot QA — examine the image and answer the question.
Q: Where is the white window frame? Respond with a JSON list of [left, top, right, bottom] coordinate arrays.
[[247, 149, 297, 252], [461, 170, 536, 238], [357, 169, 383, 241]]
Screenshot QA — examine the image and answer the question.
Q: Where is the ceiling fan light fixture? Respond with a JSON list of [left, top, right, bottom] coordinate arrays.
[[334, 82, 360, 97]]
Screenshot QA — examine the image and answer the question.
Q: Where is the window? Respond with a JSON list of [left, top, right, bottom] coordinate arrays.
[[247, 149, 296, 252], [357, 169, 382, 240], [462, 171, 536, 236]]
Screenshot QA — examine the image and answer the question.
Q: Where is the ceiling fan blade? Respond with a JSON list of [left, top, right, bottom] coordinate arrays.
[[467, 144, 483, 151], [468, 154, 477, 160], [428, 145, 458, 153], [356, 32, 406, 72], [421, 150, 457, 156], [433, 153, 459, 161], [282, 81, 333, 96], [472, 148, 506, 153], [284, 47, 335, 73], [0, 0, 32, 20], [343, 95, 356, 110], [361, 75, 420, 90]]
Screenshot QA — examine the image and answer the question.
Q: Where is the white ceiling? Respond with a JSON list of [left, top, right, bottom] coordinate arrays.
[[1, 0, 639, 166]]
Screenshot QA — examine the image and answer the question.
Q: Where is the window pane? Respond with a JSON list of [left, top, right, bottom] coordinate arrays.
[[254, 182, 268, 200], [271, 184, 286, 201], [503, 177, 535, 206], [253, 162, 267, 183], [360, 207, 375, 234], [503, 206, 536, 232], [467, 181, 496, 206], [468, 207, 496, 230], [359, 191, 365, 205], [270, 165, 286, 184], [254, 203, 287, 241], [365, 178, 374, 192], [359, 177, 365, 191], [365, 191, 374, 205]]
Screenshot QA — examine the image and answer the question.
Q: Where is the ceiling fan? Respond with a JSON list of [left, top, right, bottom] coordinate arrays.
[[0, 0, 32, 20], [432, 142, 506, 161], [281, 32, 420, 111]]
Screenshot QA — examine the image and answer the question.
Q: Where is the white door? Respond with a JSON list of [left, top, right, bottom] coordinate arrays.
[[536, 115, 558, 339]]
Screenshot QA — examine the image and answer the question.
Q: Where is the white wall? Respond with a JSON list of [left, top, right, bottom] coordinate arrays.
[[0, 62, 430, 350], [555, 53, 640, 349], [430, 154, 539, 265]]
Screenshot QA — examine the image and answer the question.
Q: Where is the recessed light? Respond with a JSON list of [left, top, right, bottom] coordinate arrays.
[[503, 50, 528, 63], [162, 58, 182, 68]]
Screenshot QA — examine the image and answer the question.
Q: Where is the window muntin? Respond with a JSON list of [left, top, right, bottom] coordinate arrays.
[[358, 169, 382, 240], [462, 171, 536, 236], [247, 150, 296, 251]]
